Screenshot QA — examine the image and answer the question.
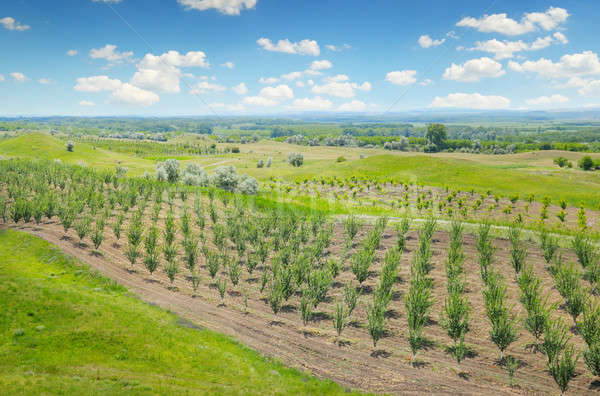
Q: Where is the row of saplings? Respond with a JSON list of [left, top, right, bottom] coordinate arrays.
[[2, 159, 600, 394]]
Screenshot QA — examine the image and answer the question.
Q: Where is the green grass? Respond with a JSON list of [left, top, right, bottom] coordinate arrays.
[[0, 229, 362, 395], [0, 133, 155, 176], [248, 154, 600, 209]]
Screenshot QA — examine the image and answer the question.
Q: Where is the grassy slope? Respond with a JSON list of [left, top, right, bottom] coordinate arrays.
[[0, 133, 154, 175], [0, 229, 361, 395]]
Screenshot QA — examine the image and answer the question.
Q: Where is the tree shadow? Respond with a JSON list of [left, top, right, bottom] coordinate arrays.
[[144, 278, 161, 284], [60, 235, 72, 241], [411, 360, 430, 369], [246, 277, 259, 284], [335, 339, 351, 347], [371, 349, 392, 358], [458, 372, 471, 381], [280, 304, 296, 313], [347, 319, 362, 328], [589, 380, 600, 391], [359, 284, 373, 295], [332, 281, 344, 289], [112, 242, 121, 249], [269, 320, 284, 326], [384, 309, 401, 319], [90, 251, 103, 257], [311, 311, 332, 322], [125, 268, 137, 274], [391, 290, 403, 301], [228, 290, 241, 297]]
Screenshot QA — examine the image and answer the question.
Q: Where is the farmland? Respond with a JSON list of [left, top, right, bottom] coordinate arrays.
[[1, 143, 600, 394]]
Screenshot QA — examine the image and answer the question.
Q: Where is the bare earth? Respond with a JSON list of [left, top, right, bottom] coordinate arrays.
[[6, 220, 599, 395]]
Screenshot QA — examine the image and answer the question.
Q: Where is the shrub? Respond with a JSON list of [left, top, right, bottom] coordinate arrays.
[[217, 278, 227, 304], [336, 156, 346, 163], [572, 232, 598, 269], [332, 301, 348, 337], [579, 155, 595, 171], [585, 343, 600, 377], [548, 344, 578, 396], [287, 152, 304, 167], [238, 175, 259, 195], [91, 217, 105, 250], [441, 292, 470, 351], [300, 292, 313, 325], [553, 157, 571, 168], [579, 301, 600, 347], [213, 165, 239, 192], [542, 318, 571, 366], [266, 157, 272, 167], [66, 141, 75, 152], [181, 163, 209, 186], [366, 301, 385, 350], [343, 283, 360, 315], [257, 159, 265, 168], [156, 159, 180, 183]]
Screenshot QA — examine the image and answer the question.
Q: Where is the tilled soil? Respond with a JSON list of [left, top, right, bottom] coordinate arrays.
[[6, 220, 599, 395]]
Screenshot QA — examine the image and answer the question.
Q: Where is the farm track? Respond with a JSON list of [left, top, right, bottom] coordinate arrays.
[[5, 220, 600, 395]]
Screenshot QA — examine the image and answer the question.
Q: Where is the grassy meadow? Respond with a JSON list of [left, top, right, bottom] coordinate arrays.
[[0, 229, 361, 395]]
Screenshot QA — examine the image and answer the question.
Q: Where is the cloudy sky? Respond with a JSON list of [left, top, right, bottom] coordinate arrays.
[[1, 0, 600, 115]]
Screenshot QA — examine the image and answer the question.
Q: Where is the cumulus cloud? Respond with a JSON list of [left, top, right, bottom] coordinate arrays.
[[289, 96, 333, 111], [110, 83, 159, 107], [281, 71, 303, 81], [222, 61, 234, 69], [243, 84, 294, 106], [38, 78, 52, 85], [131, 50, 210, 93], [338, 100, 366, 111], [326, 43, 351, 52], [259, 77, 279, 84], [386, 70, 417, 85], [74, 75, 123, 92], [79, 100, 95, 107], [67, 49, 78, 56], [309, 60, 332, 71], [472, 33, 568, 60], [177, 0, 257, 15], [311, 76, 371, 98], [443, 57, 505, 82], [10, 72, 29, 82], [431, 93, 511, 109], [0, 17, 30, 31], [418, 35, 445, 48], [456, 7, 569, 36], [525, 94, 569, 105], [190, 81, 227, 94], [89, 44, 133, 63], [296, 81, 305, 88], [508, 51, 600, 79], [257, 38, 320, 56], [231, 82, 247, 95]]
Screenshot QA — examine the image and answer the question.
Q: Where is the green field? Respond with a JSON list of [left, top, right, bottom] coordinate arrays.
[[1, 132, 599, 210], [0, 229, 361, 395]]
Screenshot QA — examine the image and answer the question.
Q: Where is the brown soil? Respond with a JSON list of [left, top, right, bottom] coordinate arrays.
[[6, 219, 599, 396]]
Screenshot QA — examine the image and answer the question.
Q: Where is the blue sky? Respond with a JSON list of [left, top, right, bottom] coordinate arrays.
[[1, 0, 600, 115]]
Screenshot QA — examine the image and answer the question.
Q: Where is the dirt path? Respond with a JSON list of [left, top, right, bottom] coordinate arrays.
[[5, 221, 598, 395]]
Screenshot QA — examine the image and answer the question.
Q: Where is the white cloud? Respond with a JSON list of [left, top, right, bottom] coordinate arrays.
[[74, 75, 123, 92], [177, 0, 257, 15], [79, 100, 95, 107], [443, 57, 505, 82], [259, 77, 279, 84], [222, 61, 234, 69], [190, 81, 227, 94], [326, 43, 351, 52], [307, 80, 314, 86], [257, 38, 320, 56], [386, 70, 417, 86], [0, 17, 30, 31], [243, 84, 294, 107], [89, 44, 133, 63], [456, 7, 569, 36], [418, 35, 445, 48], [231, 82, 248, 95], [0, 75, 4, 82], [38, 78, 52, 85], [10, 72, 29, 82], [509, 51, 600, 79], [576, 80, 600, 96], [338, 100, 366, 111], [138, 50, 209, 69], [296, 81, 305, 88], [420, 78, 433, 86], [281, 71, 303, 81], [525, 94, 569, 105], [259, 84, 294, 100], [67, 49, 78, 56], [290, 96, 333, 111], [131, 50, 210, 93], [431, 93, 511, 109], [553, 32, 568, 44], [326, 74, 349, 83], [110, 83, 159, 107], [311, 76, 371, 98], [309, 60, 332, 70], [471, 35, 569, 60]]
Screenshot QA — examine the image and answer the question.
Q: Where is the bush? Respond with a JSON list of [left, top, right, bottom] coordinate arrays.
[[66, 141, 75, 152], [266, 157, 272, 167], [336, 156, 346, 163], [257, 159, 265, 168], [181, 163, 209, 186], [156, 159, 180, 182], [238, 175, 258, 195], [287, 152, 304, 167], [579, 155, 596, 171], [213, 165, 239, 192], [553, 157, 572, 168]]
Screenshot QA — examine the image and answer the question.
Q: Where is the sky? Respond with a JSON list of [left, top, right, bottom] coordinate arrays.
[[1, 0, 600, 116]]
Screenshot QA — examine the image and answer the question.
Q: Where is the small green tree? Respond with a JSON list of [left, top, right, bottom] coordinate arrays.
[[548, 344, 579, 396]]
